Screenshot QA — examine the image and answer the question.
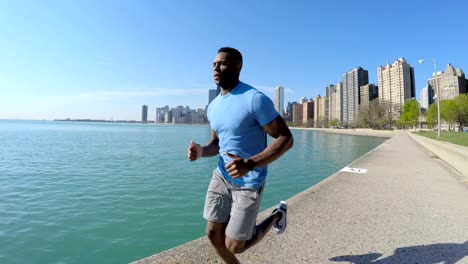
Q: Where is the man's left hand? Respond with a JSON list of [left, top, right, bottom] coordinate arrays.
[[224, 152, 252, 179]]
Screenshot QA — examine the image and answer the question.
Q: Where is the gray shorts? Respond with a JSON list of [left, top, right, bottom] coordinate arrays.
[[203, 169, 264, 241]]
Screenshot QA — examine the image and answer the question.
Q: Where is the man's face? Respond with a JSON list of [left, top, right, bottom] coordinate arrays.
[[213, 52, 241, 87]]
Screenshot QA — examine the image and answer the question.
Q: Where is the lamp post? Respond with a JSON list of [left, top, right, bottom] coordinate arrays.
[[418, 59, 441, 138]]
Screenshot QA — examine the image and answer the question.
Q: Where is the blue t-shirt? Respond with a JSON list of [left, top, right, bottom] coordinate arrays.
[[207, 82, 279, 188]]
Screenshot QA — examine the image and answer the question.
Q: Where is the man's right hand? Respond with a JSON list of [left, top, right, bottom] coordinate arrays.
[[188, 140, 203, 161]]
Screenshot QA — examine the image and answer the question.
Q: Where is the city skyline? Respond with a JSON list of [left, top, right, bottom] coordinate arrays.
[[1, 1, 467, 120]]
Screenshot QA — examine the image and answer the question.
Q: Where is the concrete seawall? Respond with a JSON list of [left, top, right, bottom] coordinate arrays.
[[409, 132, 468, 179], [133, 132, 468, 264]]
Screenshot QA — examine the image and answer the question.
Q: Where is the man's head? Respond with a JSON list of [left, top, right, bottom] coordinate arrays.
[[213, 47, 243, 88]]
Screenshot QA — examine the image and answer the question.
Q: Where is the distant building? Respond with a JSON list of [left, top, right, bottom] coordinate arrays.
[[164, 110, 173, 124], [377, 58, 415, 116], [325, 84, 335, 125], [302, 101, 314, 127], [427, 64, 466, 104], [300, 97, 308, 104], [292, 103, 303, 127], [156, 107, 165, 123], [342, 67, 369, 126], [314, 95, 327, 128], [421, 87, 428, 110], [360, 84, 379, 110], [334, 82, 343, 124], [274, 86, 284, 116], [142, 105, 148, 123], [285, 101, 297, 122], [208, 86, 221, 105]]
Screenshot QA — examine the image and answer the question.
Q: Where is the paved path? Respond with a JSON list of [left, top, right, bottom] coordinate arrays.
[[134, 132, 468, 264]]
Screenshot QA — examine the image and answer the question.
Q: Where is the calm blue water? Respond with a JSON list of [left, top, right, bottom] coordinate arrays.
[[0, 120, 385, 263]]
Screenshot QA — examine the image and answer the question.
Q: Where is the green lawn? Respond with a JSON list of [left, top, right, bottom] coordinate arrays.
[[415, 131, 468, 147]]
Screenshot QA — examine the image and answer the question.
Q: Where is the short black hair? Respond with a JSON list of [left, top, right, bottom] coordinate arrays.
[[218, 47, 243, 64]]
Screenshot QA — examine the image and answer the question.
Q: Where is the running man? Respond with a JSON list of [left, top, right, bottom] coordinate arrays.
[[188, 47, 294, 263]]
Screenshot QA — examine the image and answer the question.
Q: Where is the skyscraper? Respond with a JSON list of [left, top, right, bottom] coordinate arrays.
[[208, 89, 218, 105], [342, 67, 369, 126], [334, 82, 343, 124], [141, 105, 148, 123], [427, 64, 466, 103], [421, 87, 428, 110], [360, 84, 379, 110], [314, 95, 327, 128], [274, 86, 284, 116], [377, 58, 415, 115], [292, 103, 303, 127], [302, 101, 314, 127]]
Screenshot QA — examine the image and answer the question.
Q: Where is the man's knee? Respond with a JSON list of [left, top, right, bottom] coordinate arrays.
[[225, 239, 246, 254], [205, 224, 225, 248]]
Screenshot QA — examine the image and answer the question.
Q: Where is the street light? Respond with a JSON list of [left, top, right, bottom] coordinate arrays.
[[418, 59, 441, 138]]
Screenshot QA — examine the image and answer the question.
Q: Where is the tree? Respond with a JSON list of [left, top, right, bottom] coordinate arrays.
[[380, 100, 396, 129], [329, 118, 340, 128], [448, 94, 468, 132], [427, 103, 438, 129], [399, 99, 420, 129]]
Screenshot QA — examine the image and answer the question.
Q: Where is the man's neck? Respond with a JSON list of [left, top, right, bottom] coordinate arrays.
[[220, 80, 240, 95]]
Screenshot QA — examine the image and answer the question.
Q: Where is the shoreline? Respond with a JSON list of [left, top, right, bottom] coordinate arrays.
[[290, 127, 397, 138], [133, 132, 468, 263]]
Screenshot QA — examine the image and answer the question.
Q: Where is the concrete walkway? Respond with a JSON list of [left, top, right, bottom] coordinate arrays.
[[134, 132, 468, 264]]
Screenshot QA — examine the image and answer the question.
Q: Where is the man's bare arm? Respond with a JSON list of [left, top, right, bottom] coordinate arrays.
[[201, 130, 220, 157]]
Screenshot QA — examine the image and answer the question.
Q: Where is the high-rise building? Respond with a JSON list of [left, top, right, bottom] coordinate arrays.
[[377, 58, 415, 116], [314, 95, 327, 128], [427, 64, 466, 103], [300, 97, 308, 104], [334, 82, 343, 124], [141, 105, 148, 123], [285, 101, 297, 122], [208, 86, 222, 105], [421, 87, 428, 110], [302, 101, 314, 127], [342, 67, 369, 126], [292, 103, 303, 127], [325, 84, 335, 124], [360, 84, 379, 110], [156, 107, 165, 123], [274, 86, 284, 116]]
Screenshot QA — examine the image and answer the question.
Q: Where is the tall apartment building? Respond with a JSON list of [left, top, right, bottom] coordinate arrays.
[[427, 64, 466, 104], [325, 84, 335, 122], [274, 86, 284, 116], [285, 101, 296, 122], [328, 85, 337, 122], [141, 105, 148, 123], [314, 95, 327, 128], [360, 84, 379, 110], [292, 103, 303, 127], [208, 89, 218, 105], [302, 101, 314, 127], [421, 87, 428, 110], [342, 67, 369, 126], [155, 107, 165, 123], [377, 58, 415, 116], [333, 82, 343, 124]]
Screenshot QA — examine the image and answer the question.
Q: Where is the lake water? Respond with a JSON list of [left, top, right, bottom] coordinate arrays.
[[0, 120, 386, 263]]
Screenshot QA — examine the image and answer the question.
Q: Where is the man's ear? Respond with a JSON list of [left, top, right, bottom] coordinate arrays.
[[236, 62, 243, 72]]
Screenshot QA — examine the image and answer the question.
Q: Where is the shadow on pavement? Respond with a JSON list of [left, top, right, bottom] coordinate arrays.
[[330, 241, 468, 264]]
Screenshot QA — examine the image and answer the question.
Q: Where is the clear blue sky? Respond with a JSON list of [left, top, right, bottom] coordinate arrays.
[[1, 0, 467, 120]]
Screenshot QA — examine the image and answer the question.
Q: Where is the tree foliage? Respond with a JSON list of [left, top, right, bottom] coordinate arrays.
[[399, 99, 420, 129]]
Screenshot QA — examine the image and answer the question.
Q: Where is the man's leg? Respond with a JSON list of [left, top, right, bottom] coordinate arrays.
[[225, 210, 282, 253], [206, 221, 240, 264]]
